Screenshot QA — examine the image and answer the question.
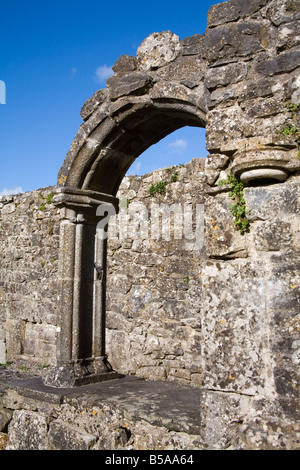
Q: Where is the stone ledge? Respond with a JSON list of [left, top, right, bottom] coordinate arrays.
[[0, 373, 201, 436]]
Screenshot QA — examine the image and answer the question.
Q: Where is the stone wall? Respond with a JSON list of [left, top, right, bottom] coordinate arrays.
[[0, 188, 60, 366], [106, 158, 206, 386], [106, 161, 300, 402]]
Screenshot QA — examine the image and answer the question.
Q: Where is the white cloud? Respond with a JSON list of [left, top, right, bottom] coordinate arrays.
[[168, 139, 188, 150], [95, 65, 113, 83], [168, 139, 188, 154], [134, 161, 141, 172], [0, 186, 23, 196]]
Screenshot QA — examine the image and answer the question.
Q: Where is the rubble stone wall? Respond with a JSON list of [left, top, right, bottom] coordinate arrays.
[[0, 188, 60, 367]]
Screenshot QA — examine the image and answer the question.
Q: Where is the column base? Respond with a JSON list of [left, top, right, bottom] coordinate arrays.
[[43, 357, 120, 388]]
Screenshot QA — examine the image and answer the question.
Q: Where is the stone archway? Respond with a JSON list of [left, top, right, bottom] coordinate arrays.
[[44, 32, 208, 386], [44, 13, 300, 387]]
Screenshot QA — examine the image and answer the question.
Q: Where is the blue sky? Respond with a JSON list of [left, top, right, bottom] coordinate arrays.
[[0, 0, 224, 195]]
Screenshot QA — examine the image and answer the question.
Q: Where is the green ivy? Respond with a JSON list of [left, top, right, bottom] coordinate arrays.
[[218, 174, 250, 235]]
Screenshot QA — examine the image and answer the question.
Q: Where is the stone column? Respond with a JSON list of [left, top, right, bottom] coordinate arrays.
[[44, 188, 119, 387]]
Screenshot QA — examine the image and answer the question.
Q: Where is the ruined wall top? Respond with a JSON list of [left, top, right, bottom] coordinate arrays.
[[56, 0, 299, 199]]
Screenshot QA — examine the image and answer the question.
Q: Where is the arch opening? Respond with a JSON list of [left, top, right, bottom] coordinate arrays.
[[105, 124, 207, 384], [127, 126, 207, 176], [48, 95, 207, 387], [60, 98, 206, 197], [85, 113, 205, 195]]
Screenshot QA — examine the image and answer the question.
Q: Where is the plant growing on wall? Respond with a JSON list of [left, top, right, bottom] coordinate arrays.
[[149, 168, 180, 196], [218, 174, 250, 235], [278, 103, 300, 158], [149, 180, 167, 196], [38, 192, 54, 211]]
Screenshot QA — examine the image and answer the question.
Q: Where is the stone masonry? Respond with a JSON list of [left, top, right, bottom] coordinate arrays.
[[0, 0, 299, 450]]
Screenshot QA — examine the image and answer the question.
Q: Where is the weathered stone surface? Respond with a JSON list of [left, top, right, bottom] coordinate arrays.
[[112, 54, 137, 73], [207, 0, 268, 27], [204, 22, 267, 64], [205, 62, 248, 89], [49, 419, 97, 450], [0, 432, 8, 450], [106, 72, 153, 101], [264, 0, 300, 26], [182, 34, 203, 56], [6, 410, 49, 450], [201, 259, 267, 395], [256, 50, 300, 76], [80, 89, 108, 121], [136, 31, 182, 70]]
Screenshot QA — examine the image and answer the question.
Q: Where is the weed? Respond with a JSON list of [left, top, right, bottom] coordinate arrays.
[[46, 193, 54, 204], [279, 102, 300, 158], [0, 361, 13, 367], [38, 192, 54, 211], [218, 174, 250, 234], [149, 181, 167, 196], [171, 171, 178, 182]]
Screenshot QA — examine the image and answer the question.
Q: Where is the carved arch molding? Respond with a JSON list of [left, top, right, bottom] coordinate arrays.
[[44, 5, 300, 386]]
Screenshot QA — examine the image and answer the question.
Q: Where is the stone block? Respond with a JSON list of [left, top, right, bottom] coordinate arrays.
[[0, 406, 12, 432], [201, 259, 267, 395], [6, 410, 49, 450], [48, 419, 97, 450], [245, 180, 299, 222], [205, 62, 248, 90], [23, 322, 57, 361], [256, 50, 300, 76], [265, 0, 300, 26], [80, 89, 108, 121], [204, 153, 229, 185], [112, 54, 137, 73], [253, 220, 292, 251], [207, 0, 268, 27], [106, 72, 153, 101], [204, 193, 248, 259], [5, 319, 25, 358], [200, 390, 251, 449], [182, 34, 203, 56], [204, 22, 265, 64], [136, 31, 182, 70]]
